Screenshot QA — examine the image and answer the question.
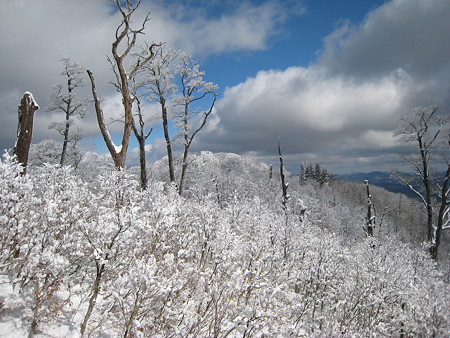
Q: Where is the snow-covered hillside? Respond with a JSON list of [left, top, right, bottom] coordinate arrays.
[[0, 151, 448, 337]]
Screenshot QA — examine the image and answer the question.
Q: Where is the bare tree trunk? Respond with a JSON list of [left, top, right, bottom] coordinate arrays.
[[177, 95, 216, 195], [60, 109, 70, 166], [131, 102, 152, 190], [59, 77, 73, 166], [278, 138, 289, 211], [178, 147, 189, 195], [137, 136, 148, 190], [80, 261, 105, 336], [28, 279, 43, 338], [87, 70, 124, 169], [430, 164, 449, 260], [430, 134, 450, 260], [86, 0, 158, 170], [123, 290, 142, 338], [161, 97, 175, 183], [14, 92, 39, 175], [178, 109, 189, 195], [418, 136, 434, 242], [278, 138, 290, 259], [365, 181, 375, 237]]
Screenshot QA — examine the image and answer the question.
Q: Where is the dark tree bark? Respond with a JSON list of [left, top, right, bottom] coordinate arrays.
[[418, 134, 434, 242], [278, 138, 289, 211], [131, 96, 153, 190], [80, 261, 105, 336], [394, 105, 448, 255], [278, 138, 290, 259], [430, 134, 450, 260], [138, 45, 177, 184], [161, 94, 175, 183], [14, 92, 39, 175], [365, 180, 375, 237]]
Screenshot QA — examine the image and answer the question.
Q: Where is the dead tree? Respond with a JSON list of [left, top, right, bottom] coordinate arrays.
[[14, 92, 39, 175], [86, 0, 159, 169], [430, 133, 450, 260], [139, 45, 178, 183], [363, 180, 390, 238], [278, 138, 290, 259], [131, 95, 153, 190], [278, 138, 289, 212], [394, 105, 449, 259], [175, 53, 218, 195], [47, 58, 89, 166], [364, 180, 375, 236]]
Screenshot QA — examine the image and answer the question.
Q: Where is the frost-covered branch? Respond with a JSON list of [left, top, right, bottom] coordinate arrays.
[[47, 58, 89, 165]]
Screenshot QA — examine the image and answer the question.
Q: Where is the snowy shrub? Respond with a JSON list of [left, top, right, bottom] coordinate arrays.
[[0, 151, 448, 336]]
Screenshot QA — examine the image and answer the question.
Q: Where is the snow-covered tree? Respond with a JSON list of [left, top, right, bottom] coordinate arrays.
[[174, 53, 218, 195], [47, 58, 89, 166], [394, 105, 449, 259], [139, 45, 178, 184], [29, 139, 83, 169], [0, 151, 448, 336]]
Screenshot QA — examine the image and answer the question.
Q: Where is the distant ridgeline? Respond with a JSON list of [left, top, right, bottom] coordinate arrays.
[[335, 171, 444, 199]]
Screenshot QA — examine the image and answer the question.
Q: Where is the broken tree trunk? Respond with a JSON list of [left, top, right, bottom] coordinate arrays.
[[14, 92, 39, 175]]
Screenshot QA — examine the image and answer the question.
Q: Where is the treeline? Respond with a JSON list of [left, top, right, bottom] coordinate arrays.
[[299, 162, 334, 185]]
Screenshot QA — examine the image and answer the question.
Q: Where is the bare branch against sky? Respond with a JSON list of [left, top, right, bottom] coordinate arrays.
[[1, 0, 449, 174]]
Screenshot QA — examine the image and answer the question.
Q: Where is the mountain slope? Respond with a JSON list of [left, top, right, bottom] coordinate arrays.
[[336, 171, 417, 197]]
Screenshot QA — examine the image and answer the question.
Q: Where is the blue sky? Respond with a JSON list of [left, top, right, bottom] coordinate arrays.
[[1, 0, 449, 174], [202, 0, 386, 88]]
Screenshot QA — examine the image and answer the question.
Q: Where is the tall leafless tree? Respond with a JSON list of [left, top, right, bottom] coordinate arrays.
[[175, 53, 218, 195], [86, 0, 159, 169], [47, 58, 89, 166], [431, 133, 449, 260], [394, 105, 449, 259], [131, 94, 153, 190], [277, 138, 290, 259], [140, 45, 178, 183], [364, 180, 375, 237]]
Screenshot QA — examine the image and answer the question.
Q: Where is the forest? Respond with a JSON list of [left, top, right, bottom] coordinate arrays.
[[0, 148, 449, 336], [2, 0, 449, 336]]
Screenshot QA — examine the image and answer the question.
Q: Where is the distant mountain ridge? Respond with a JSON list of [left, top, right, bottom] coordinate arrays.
[[336, 171, 417, 197]]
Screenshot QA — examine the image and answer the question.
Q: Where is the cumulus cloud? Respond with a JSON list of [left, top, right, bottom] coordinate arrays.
[[146, 1, 285, 55], [195, 0, 450, 173], [2, 0, 448, 174], [318, 0, 450, 80], [195, 66, 413, 159], [0, 0, 290, 151]]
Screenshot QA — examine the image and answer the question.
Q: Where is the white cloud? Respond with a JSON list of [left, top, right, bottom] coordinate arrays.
[[196, 0, 450, 173], [318, 0, 450, 82], [0, 0, 289, 151], [1, 0, 448, 174], [358, 130, 397, 149], [134, 1, 292, 55], [200, 66, 413, 154]]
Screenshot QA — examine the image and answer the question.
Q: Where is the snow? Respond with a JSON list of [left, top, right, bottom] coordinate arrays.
[[23, 91, 39, 109], [114, 143, 122, 153], [0, 151, 448, 336], [103, 129, 121, 153]]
